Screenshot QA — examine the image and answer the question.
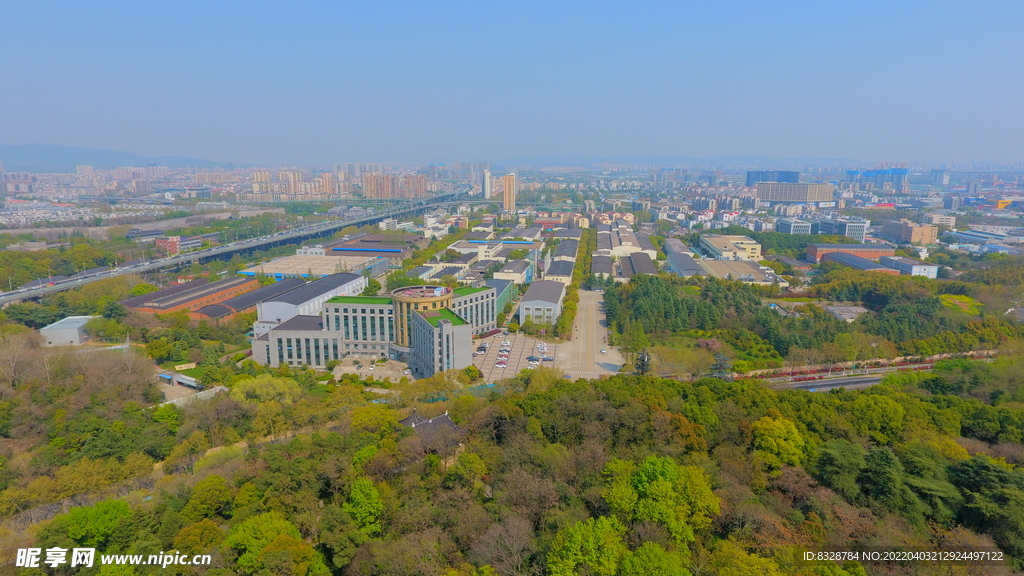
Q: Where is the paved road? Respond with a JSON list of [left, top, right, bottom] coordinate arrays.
[[776, 374, 884, 392], [559, 290, 622, 378]]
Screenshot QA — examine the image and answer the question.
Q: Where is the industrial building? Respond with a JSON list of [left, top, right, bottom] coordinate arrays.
[[544, 260, 576, 284], [822, 252, 901, 274], [666, 252, 706, 277], [552, 239, 580, 262], [662, 238, 693, 256], [623, 252, 658, 278], [806, 244, 896, 263], [493, 260, 533, 284], [518, 280, 566, 325], [591, 255, 614, 280], [699, 235, 762, 261], [123, 277, 258, 315], [39, 315, 98, 346], [879, 256, 939, 279], [240, 253, 387, 280], [253, 273, 367, 335], [251, 284, 496, 378], [188, 278, 306, 321], [697, 260, 789, 287]]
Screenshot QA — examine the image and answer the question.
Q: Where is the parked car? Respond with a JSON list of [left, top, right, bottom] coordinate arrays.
[[601, 349, 606, 354], [527, 355, 540, 362]]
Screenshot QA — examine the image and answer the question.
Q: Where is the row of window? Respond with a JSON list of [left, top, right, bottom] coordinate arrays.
[[274, 336, 390, 367]]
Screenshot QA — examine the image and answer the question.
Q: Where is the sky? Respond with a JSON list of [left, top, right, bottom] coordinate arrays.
[[1, 0, 1022, 166]]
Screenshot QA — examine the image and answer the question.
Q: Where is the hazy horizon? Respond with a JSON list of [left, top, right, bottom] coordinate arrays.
[[2, 1, 1022, 166]]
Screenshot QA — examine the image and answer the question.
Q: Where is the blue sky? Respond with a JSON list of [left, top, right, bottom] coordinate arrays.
[[1, 1, 1021, 165]]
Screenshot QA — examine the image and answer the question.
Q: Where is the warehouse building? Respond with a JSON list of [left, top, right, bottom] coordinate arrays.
[[124, 277, 258, 315], [822, 252, 901, 274], [544, 260, 576, 284], [666, 253, 706, 277], [699, 235, 762, 261], [240, 253, 387, 280], [39, 315, 98, 346], [518, 280, 566, 325], [188, 278, 306, 321], [879, 256, 939, 279], [253, 273, 366, 336], [806, 243, 895, 263]]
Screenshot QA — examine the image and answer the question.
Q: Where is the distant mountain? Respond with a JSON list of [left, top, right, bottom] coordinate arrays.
[[0, 144, 234, 173], [494, 155, 863, 170]]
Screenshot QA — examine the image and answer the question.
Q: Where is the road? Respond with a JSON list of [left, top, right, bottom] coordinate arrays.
[[559, 289, 623, 378], [0, 191, 470, 305], [775, 374, 884, 392]]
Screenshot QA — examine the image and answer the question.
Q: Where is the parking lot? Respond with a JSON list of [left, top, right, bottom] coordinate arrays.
[[332, 357, 411, 382], [472, 331, 559, 382]]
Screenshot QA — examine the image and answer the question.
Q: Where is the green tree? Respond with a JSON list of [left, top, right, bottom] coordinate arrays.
[[343, 477, 384, 536], [146, 339, 173, 362], [182, 474, 233, 522], [72, 500, 132, 548], [174, 519, 224, 555], [229, 374, 303, 405], [361, 278, 382, 296], [547, 516, 627, 576], [620, 542, 690, 576], [849, 395, 905, 444], [751, 416, 805, 472], [858, 447, 923, 519], [223, 511, 304, 574], [813, 439, 865, 502], [602, 456, 719, 547]]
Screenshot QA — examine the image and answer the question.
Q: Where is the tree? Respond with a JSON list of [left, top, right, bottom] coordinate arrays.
[[361, 278, 382, 296], [146, 339, 173, 362], [813, 440, 865, 502], [164, 430, 211, 475], [751, 416, 805, 472], [101, 301, 128, 321], [602, 456, 718, 547], [229, 374, 303, 405], [620, 542, 690, 576], [174, 519, 224, 555], [470, 517, 535, 576], [127, 283, 158, 297], [64, 499, 133, 549], [223, 512, 305, 575], [182, 474, 233, 522], [259, 534, 331, 576], [858, 447, 922, 518], [343, 477, 383, 536], [547, 516, 627, 576]]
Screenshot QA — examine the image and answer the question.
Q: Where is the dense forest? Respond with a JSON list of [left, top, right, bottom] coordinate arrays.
[[4, 353, 1024, 575]]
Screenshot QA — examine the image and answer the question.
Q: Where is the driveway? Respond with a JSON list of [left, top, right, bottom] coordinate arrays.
[[558, 289, 623, 378]]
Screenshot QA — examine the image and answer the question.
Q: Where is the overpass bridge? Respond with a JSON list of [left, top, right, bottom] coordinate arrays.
[[0, 191, 469, 306]]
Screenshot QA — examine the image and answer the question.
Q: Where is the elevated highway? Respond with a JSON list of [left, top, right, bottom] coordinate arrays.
[[1, 191, 469, 306]]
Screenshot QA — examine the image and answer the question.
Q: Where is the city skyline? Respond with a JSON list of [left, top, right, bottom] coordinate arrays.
[[2, 1, 1023, 165]]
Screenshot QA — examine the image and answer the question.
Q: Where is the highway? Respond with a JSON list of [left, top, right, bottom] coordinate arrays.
[[776, 374, 885, 392], [0, 191, 469, 306]]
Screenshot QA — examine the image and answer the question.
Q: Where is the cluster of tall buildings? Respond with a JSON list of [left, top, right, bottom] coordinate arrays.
[[250, 170, 347, 201], [361, 173, 428, 199]]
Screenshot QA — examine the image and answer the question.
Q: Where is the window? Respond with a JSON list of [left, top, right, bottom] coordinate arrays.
[[286, 338, 293, 360]]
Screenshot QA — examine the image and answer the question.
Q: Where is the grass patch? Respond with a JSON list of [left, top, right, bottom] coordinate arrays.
[[680, 286, 702, 295], [177, 367, 206, 379], [940, 294, 983, 314]]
